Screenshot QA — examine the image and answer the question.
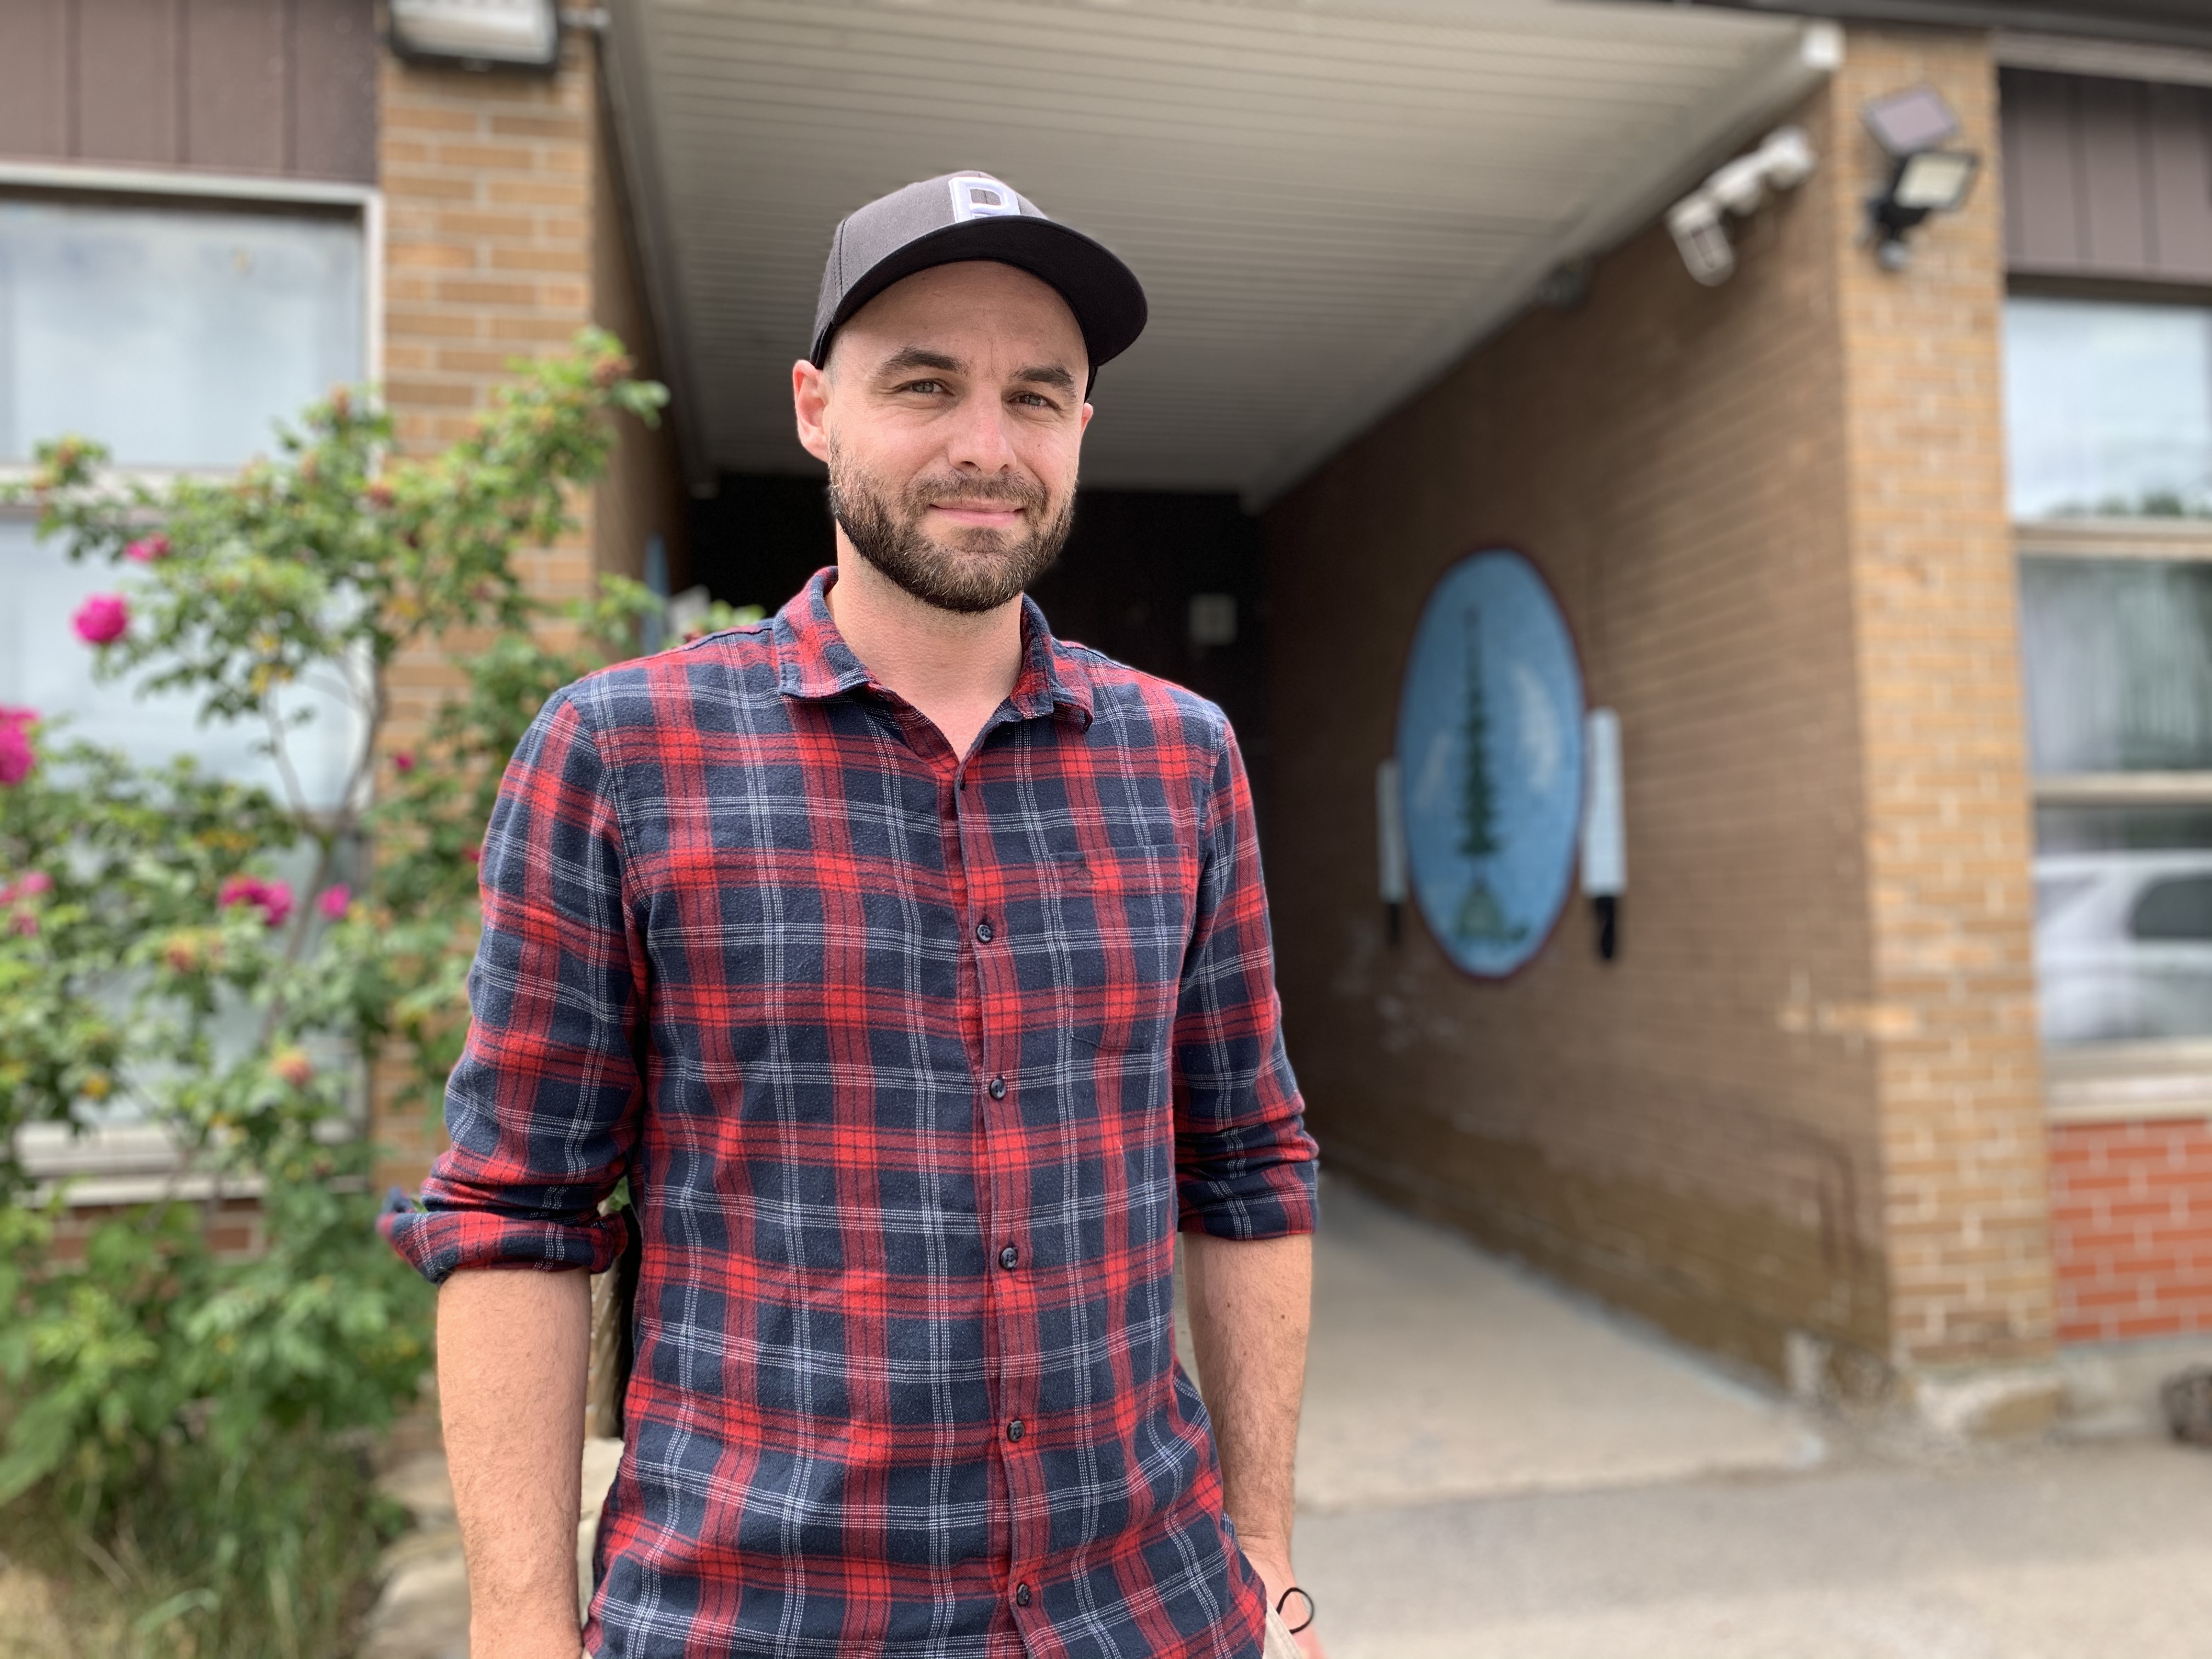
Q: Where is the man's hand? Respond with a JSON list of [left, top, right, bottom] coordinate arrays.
[[438, 1266, 592, 1659], [1243, 1537, 1329, 1657], [1180, 1232, 1324, 1657]]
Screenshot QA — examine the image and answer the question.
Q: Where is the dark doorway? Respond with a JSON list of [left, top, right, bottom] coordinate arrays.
[[689, 477, 1272, 815]]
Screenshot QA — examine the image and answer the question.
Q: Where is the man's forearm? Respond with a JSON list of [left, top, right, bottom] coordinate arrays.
[[439, 1266, 592, 1659], [1181, 1231, 1311, 1572]]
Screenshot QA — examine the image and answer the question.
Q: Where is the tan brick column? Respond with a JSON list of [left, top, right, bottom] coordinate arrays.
[[373, 37, 601, 1187], [1830, 30, 2055, 1384]]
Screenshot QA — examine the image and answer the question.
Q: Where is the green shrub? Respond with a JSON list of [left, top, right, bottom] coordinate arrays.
[[0, 331, 677, 1657]]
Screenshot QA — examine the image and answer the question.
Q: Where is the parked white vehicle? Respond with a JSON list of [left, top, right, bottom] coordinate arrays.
[[2038, 851, 2212, 1043]]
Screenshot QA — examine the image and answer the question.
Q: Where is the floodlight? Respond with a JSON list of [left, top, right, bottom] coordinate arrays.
[[1860, 85, 1979, 272], [1893, 149, 1980, 213], [1863, 85, 1961, 158], [388, 0, 561, 71]]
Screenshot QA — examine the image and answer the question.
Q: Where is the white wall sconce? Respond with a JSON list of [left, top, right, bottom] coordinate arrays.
[[388, 0, 563, 72], [1579, 709, 1624, 961], [1666, 125, 1819, 286], [1860, 85, 1981, 272], [1376, 757, 1408, 947]]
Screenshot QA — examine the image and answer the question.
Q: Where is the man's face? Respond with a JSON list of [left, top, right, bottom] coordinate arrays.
[[793, 261, 1092, 614]]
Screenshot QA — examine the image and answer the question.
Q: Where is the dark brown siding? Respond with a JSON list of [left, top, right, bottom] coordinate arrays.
[[0, 0, 376, 183], [2002, 67, 2212, 282]]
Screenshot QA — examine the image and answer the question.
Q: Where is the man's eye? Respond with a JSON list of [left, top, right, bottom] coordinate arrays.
[[899, 379, 947, 395], [1013, 392, 1054, 409]]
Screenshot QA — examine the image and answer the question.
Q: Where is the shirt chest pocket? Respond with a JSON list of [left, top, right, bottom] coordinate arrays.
[[998, 832, 1194, 1059]]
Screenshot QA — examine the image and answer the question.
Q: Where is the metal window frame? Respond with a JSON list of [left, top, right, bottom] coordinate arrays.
[[0, 159, 383, 503], [2018, 521, 2212, 1118]]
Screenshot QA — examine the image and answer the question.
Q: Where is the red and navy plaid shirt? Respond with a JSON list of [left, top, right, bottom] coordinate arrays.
[[385, 568, 1318, 1659]]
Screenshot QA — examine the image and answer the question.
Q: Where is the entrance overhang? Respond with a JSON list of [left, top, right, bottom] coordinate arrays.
[[603, 1, 1839, 505], [1630, 0, 2212, 53]]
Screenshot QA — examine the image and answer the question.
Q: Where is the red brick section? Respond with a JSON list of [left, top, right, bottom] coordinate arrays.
[[52, 1197, 265, 1265], [2050, 1118, 2212, 1344]]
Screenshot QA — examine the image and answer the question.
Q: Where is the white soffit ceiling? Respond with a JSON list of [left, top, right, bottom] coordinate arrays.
[[607, 0, 1836, 503]]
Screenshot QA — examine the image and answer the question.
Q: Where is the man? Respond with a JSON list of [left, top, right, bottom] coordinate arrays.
[[386, 172, 1322, 1659]]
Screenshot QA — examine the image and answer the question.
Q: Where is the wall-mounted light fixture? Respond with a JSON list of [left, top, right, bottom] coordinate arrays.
[[1666, 125, 1819, 287], [1579, 709, 1624, 961], [1376, 757, 1408, 947], [1861, 85, 1980, 272], [388, 0, 562, 72]]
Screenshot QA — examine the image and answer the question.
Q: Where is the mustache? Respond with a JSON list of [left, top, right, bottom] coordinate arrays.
[[901, 473, 1046, 514]]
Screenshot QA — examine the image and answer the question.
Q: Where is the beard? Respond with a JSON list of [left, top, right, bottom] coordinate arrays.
[[827, 442, 1075, 615]]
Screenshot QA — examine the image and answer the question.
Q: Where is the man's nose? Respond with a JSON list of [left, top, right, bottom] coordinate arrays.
[[942, 393, 1019, 473]]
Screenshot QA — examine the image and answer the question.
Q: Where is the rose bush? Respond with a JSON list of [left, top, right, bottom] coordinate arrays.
[[0, 330, 697, 1657]]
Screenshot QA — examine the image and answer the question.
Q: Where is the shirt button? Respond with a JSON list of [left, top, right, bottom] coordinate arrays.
[[975, 918, 995, 943], [1014, 1583, 1032, 1609], [1007, 1418, 1025, 1442], [999, 1244, 1019, 1271], [988, 1075, 1007, 1101]]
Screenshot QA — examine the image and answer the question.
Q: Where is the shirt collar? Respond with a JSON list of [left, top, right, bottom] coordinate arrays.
[[772, 566, 1094, 730]]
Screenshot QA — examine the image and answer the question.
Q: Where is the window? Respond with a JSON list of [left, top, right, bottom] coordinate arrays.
[[2006, 297, 2212, 521], [2011, 295, 2212, 1110], [0, 188, 370, 810]]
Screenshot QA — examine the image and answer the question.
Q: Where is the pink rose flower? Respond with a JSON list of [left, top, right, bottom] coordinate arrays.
[[392, 751, 416, 774], [219, 874, 292, 928], [72, 594, 128, 645], [10, 912, 35, 938], [124, 534, 171, 563], [463, 843, 482, 865], [258, 880, 294, 928], [16, 871, 52, 896], [272, 1048, 315, 1088], [0, 723, 31, 787], [318, 883, 352, 921]]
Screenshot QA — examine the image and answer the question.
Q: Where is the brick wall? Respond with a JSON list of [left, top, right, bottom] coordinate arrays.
[[1261, 26, 2046, 1383], [1264, 74, 1883, 1383], [1829, 31, 2052, 1370], [374, 24, 689, 1186], [2051, 1118, 2212, 1344]]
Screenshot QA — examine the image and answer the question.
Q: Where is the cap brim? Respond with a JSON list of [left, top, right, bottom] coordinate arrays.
[[810, 216, 1148, 376]]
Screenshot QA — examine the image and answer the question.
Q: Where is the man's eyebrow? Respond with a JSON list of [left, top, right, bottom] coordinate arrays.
[[876, 347, 964, 379], [1013, 364, 1078, 394]]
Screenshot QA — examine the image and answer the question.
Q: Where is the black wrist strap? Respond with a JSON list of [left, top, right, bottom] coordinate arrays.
[[1274, 1585, 1315, 1635]]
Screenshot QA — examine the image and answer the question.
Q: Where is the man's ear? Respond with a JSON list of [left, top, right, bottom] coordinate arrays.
[[792, 359, 833, 464]]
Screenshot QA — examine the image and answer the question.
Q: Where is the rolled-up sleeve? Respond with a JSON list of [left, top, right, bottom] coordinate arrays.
[[382, 687, 645, 1284], [1172, 720, 1319, 1239]]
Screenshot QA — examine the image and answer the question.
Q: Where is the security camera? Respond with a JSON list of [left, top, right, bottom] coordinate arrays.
[[1668, 124, 1818, 285], [1705, 153, 1769, 218], [1757, 126, 1816, 191], [1667, 191, 1734, 286]]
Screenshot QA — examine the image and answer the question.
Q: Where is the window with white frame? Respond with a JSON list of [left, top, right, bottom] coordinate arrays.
[[0, 187, 370, 809], [2009, 294, 2212, 1098]]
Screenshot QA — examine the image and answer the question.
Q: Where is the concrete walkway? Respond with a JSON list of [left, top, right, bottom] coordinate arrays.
[[1293, 1178, 1825, 1511], [1299, 1439, 2212, 1658]]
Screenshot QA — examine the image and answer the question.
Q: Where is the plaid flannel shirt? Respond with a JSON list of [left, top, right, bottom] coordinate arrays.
[[384, 568, 1318, 1658]]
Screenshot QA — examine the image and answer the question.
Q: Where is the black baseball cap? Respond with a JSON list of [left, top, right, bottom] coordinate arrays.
[[809, 172, 1148, 380]]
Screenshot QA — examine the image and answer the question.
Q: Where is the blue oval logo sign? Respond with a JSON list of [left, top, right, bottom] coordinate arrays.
[[1396, 550, 1585, 977]]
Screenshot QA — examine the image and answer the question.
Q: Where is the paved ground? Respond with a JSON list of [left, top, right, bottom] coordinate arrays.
[[1290, 1179, 1826, 1510], [365, 1177, 2212, 1656], [1300, 1441, 2212, 1658]]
